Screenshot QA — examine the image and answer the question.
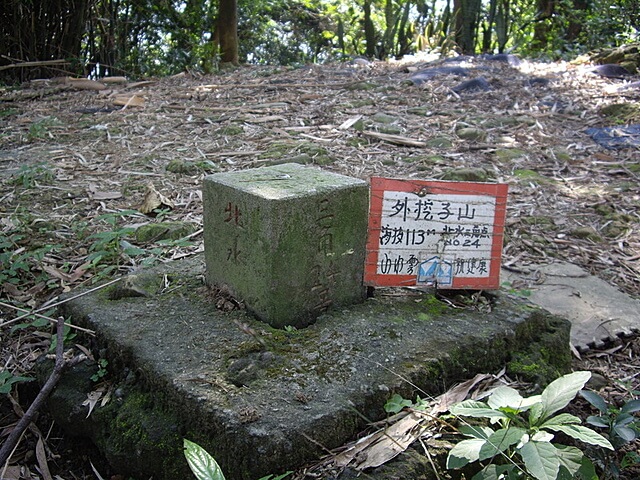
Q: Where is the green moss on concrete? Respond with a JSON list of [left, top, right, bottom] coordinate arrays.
[[508, 310, 571, 387], [55, 254, 575, 480], [101, 391, 185, 478]]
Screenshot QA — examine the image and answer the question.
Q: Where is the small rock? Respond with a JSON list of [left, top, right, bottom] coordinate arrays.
[[135, 222, 197, 243], [480, 53, 521, 66], [525, 77, 551, 87], [456, 127, 487, 141], [586, 372, 608, 390], [570, 226, 602, 242], [372, 112, 399, 124], [591, 64, 632, 78], [452, 77, 491, 93], [440, 167, 490, 182]]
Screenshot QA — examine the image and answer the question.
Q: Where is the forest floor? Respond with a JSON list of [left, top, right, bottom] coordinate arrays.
[[1, 54, 640, 479]]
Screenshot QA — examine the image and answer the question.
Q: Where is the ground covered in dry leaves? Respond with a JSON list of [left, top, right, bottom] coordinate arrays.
[[1, 54, 639, 478]]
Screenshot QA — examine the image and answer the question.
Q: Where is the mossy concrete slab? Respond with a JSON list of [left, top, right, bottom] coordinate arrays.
[[203, 163, 368, 329], [55, 255, 570, 480]]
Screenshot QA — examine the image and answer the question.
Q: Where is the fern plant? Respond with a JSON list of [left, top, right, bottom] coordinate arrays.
[[446, 371, 614, 480]]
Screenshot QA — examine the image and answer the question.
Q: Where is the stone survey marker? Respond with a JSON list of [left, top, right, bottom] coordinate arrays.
[[365, 177, 508, 289], [203, 163, 368, 328]]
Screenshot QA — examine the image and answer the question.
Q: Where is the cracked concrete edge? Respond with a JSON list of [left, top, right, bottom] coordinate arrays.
[[501, 261, 640, 350]]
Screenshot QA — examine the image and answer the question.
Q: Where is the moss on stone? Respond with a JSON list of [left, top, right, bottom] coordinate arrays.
[[494, 148, 528, 162], [135, 221, 197, 243], [166, 159, 200, 175], [513, 169, 554, 185], [599, 103, 640, 123], [440, 167, 490, 182], [570, 226, 602, 242], [217, 125, 245, 136], [425, 136, 453, 148], [507, 311, 571, 387]]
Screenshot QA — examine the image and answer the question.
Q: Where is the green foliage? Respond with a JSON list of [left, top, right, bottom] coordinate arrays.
[[384, 393, 414, 413], [579, 389, 640, 478], [3, 0, 639, 82], [0, 232, 56, 289], [86, 210, 142, 277], [580, 389, 640, 449], [11, 162, 54, 188], [446, 371, 612, 480], [27, 117, 61, 142], [91, 358, 109, 382], [184, 439, 291, 480], [0, 369, 34, 394], [48, 321, 77, 352], [184, 438, 226, 480], [9, 316, 49, 335]]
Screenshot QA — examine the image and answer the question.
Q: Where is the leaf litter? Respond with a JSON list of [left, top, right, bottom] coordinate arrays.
[[0, 55, 639, 477]]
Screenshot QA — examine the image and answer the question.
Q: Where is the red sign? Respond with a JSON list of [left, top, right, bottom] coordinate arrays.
[[364, 177, 508, 289]]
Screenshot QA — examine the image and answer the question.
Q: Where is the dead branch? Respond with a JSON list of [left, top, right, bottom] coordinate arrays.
[[0, 317, 67, 469], [0, 59, 70, 72]]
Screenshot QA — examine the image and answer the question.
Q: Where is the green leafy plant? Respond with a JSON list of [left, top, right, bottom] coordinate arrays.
[[27, 117, 60, 142], [446, 371, 613, 480], [11, 162, 54, 188], [579, 389, 640, 478], [0, 234, 56, 287], [384, 393, 417, 414], [86, 210, 142, 276], [580, 390, 640, 449], [183, 439, 291, 480], [91, 358, 109, 382], [0, 370, 34, 394], [49, 321, 76, 352]]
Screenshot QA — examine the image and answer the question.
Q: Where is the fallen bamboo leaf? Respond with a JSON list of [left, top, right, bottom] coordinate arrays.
[[113, 94, 145, 107], [432, 372, 493, 413], [82, 387, 105, 418], [361, 131, 427, 147], [0, 465, 21, 480], [354, 411, 430, 470], [139, 183, 174, 214], [339, 115, 363, 130], [242, 115, 286, 123], [35, 436, 54, 480], [87, 183, 122, 200], [41, 263, 89, 284]]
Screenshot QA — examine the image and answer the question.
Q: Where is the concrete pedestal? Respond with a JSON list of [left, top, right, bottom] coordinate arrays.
[[203, 163, 369, 328]]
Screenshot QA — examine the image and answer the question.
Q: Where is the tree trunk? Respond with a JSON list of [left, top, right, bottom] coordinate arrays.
[[565, 0, 589, 42], [363, 0, 376, 58], [453, 0, 482, 54], [482, 0, 498, 52], [218, 0, 239, 65], [532, 0, 555, 50]]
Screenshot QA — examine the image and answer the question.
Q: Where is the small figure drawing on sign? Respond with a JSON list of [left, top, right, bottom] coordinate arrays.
[[417, 256, 453, 286]]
